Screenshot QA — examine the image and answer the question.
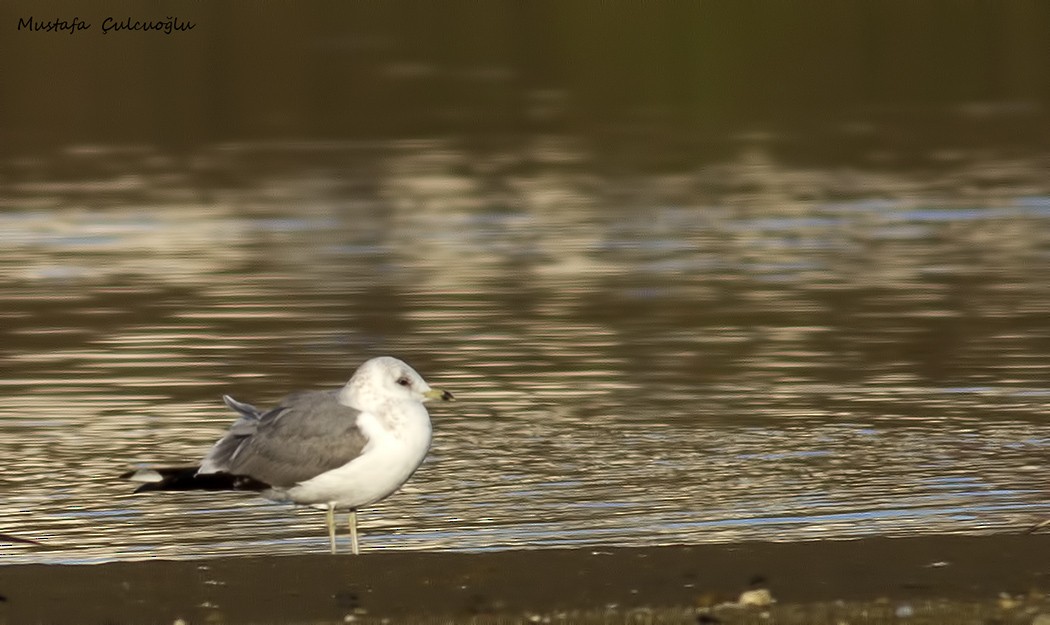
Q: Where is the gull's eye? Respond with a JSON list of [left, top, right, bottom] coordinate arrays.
[[396, 377, 411, 387]]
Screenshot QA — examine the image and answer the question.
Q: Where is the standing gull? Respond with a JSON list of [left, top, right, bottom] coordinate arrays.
[[123, 356, 453, 554]]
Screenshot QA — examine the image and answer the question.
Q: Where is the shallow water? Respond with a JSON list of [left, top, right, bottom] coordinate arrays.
[[0, 142, 1048, 564]]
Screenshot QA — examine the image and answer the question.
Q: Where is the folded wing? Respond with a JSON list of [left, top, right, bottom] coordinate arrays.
[[201, 390, 370, 488]]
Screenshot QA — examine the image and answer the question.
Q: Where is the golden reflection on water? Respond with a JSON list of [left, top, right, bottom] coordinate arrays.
[[0, 144, 1048, 563]]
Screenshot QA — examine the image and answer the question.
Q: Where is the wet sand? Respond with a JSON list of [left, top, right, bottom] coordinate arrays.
[[1, 534, 1048, 624]]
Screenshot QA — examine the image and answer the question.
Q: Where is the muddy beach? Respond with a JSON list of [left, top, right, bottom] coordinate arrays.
[[1, 534, 1048, 624]]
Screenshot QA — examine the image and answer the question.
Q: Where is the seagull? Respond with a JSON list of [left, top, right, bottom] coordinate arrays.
[[123, 356, 453, 554]]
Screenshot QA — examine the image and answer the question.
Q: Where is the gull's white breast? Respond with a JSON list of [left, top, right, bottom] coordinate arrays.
[[280, 405, 432, 509]]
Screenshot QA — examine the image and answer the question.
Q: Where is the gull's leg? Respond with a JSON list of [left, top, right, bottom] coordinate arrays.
[[326, 503, 338, 554], [349, 508, 360, 555]]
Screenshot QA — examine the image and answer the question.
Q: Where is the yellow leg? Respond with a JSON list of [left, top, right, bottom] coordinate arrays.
[[349, 508, 360, 555], [326, 503, 337, 554]]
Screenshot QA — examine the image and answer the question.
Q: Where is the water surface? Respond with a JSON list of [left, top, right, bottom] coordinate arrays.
[[0, 143, 1047, 564]]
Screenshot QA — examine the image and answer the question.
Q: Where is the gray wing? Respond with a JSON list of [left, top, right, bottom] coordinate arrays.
[[199, 390, 369, 488], [197, 395, 263, 474]]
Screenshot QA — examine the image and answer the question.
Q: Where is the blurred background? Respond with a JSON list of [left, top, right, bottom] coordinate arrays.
[[0, 1, 1048, 563]]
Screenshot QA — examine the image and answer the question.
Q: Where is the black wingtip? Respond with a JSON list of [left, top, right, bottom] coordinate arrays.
[[123, 466, 270, 492]]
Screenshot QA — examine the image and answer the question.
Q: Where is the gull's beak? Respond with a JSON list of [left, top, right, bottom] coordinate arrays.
[[424, 388, 455, 402]]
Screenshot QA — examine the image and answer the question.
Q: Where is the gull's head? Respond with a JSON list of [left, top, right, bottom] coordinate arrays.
[[339, 356, 453, 411]]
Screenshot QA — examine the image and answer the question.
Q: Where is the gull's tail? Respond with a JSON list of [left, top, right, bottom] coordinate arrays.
[[121, 467, 269, 492]]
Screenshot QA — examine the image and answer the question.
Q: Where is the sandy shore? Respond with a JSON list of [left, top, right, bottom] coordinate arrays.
[[1, 534, 1048, 624]]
